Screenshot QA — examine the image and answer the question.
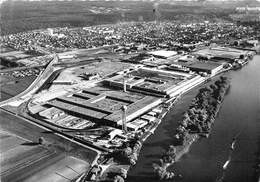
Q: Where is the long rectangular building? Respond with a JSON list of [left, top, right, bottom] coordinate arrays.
[[45, 87, 162, 127]]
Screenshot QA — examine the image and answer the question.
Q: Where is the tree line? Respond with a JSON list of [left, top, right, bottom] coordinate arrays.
[[153, 76, 231, 180], [174, 76, 230, 145]]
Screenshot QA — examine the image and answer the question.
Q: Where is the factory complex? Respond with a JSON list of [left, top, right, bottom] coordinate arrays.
[[24, 45, 254, 151], [28, 61, 210, 150]]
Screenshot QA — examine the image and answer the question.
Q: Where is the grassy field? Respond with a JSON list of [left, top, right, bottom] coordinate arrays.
[[0, 75, 17, 83], [24, 156, 89, 182], [0, 76, 36, 102], [0, 109, 97, 181], [0, 109, 97, 161], [0, 129, 90, 182], [0, 91, 13, 101]]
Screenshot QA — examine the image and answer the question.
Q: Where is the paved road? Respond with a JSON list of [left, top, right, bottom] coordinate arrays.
[[0, 108, 100, 164], [0, 54, 57, 107]]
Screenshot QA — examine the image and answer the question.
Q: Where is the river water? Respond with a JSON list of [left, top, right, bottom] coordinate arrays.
[[127, 55, 260, 182]]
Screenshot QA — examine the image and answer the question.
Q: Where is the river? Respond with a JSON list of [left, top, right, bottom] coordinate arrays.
[[127, 55, 260, 182]]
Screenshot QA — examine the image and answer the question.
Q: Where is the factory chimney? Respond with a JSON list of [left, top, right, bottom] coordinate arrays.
[[123, 80, 127, 92], [121, 105, 128, 133]]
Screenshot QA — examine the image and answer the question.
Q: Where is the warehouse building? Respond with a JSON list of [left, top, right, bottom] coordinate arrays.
[[148, 50, 178, 59], [105, 67, 197, 97], [39, 107, 65, 120], [185, 62, 223, 75], [45, 88, 162, 128]]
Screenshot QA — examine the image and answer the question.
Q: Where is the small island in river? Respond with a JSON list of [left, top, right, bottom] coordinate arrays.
[[153, 76, 231, 180]]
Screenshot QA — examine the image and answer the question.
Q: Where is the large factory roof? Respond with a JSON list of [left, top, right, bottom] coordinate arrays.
[[104, 96, 161, 123], [186, 62, 223, 71], [105, 67, 192, 96], [46, 87, 161, 125]]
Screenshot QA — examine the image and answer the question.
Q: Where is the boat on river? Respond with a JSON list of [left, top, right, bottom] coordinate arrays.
[[231, 138, 236, 150], [223, 157, 231, 170]]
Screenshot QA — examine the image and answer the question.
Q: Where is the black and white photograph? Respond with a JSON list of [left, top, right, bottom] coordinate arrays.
[[0, 0, 260, 181]]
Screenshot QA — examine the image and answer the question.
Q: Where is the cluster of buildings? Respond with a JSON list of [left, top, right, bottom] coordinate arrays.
[[24, 40, 255, 151], [1, 15, 257, 152], [0, 67, 42, 78], [31, 80, 164, 150], [28, 49, 231, 150], [1, 19, 259, 58], [16, 55, 53, 67], [230, 4, 260, 21], [87, 6, 130, 14]]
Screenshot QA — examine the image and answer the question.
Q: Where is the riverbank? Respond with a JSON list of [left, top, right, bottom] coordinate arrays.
[[98, 96, 181, 181], [153, 76, 231, 180], [127, 55, 260, 182]]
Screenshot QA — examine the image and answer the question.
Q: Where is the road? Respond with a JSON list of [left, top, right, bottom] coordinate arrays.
[[0, 44, 119, 74], [0, 51, 102, 180], [21, 108, 102, 166], [0, 54, 57, 107], [0, 108, 101, 168]]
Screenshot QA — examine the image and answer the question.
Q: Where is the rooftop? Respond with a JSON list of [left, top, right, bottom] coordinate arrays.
[[148, 50, 178, 58], [45, 86, 161, 125], [186, 62, 223, 71]]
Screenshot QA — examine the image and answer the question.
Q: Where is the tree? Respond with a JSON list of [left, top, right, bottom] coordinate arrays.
[[205, 86, 214, 94], [198, 112, 207, 122], [201, 99, 209, 109], [187, 107, 196, 116], [182, 111, 189, 119], [39, 137, 46, 145], [173, 134, 182, 145], [234, 40, 239, 46], [120, 168, 128, 178], [189, 98, 198, 109], [113, 175, 124, 182], [179, 118, 189, 128], [122, 147, 132, 157], [217, 94, 224, 101], [167, 145, 176, 158], [153, 163, 167, 180], [220, 76, 227, 81]]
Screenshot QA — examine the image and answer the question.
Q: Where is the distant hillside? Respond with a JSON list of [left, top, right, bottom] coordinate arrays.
[[203, 0, 260, 8], [0, 0, 240, 35]]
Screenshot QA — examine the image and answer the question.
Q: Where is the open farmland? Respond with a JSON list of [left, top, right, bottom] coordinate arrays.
[[0, 74, 19, 83], [0, 129, 89, 182], [0, 76, 36, 102], [0, 109, 97, 180], [23, 156, 89, 182]]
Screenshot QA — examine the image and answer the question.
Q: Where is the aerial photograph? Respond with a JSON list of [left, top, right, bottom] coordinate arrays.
[[0, 0, 259, 181]]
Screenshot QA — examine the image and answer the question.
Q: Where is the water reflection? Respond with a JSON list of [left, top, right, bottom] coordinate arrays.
[[127, 56, 260, 182]]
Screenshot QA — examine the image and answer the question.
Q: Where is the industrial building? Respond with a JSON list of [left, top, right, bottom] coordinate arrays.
[[193, 47, 248, 63], [105, 67, 199, 97], [44, 87, 162, 128], [36, 66, 205, 132], [185, 62, 223, 75], [52, 80, 74, 85], [39, 107, 64, 120], [148, 50, 178, 59]]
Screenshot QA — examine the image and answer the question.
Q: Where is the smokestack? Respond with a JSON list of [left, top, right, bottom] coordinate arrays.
[[121, 10, 125, 21], [123, 80, 127, 92], [121, 105, 127, 133], [153, 3, 161, 21]]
